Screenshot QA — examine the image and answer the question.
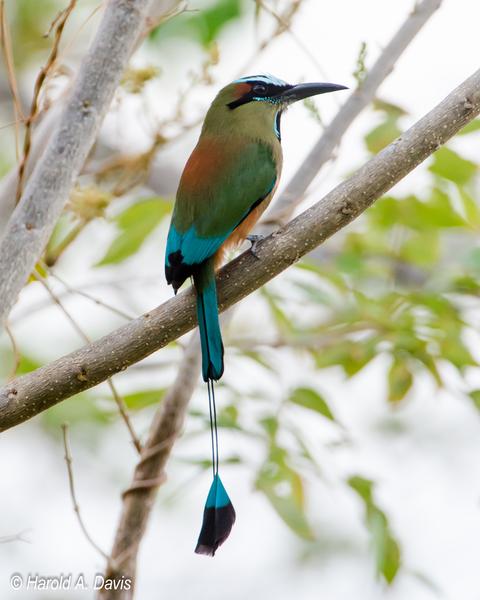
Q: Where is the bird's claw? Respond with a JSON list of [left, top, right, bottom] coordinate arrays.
[[246, 234, 264, 260]]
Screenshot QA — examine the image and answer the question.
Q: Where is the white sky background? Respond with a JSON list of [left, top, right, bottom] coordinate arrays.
[[1, 0, 480, 599]]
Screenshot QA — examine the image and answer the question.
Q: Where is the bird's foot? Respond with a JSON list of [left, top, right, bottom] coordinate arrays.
[[246, 234, 264, 260]]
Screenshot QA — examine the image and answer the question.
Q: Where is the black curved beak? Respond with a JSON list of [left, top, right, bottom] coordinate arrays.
[[278, 82, 348, 103]]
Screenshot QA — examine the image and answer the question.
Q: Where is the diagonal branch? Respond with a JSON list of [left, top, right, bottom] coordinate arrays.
[[0, 0, 155, 324], [0, 67, 479, 432], [265, 0, 443, 226]]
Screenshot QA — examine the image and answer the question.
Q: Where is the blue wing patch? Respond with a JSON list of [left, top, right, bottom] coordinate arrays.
[[166, 224, 227, 268]]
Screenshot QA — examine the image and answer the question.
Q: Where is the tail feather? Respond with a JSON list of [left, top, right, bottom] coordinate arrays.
[[193, 260, 224, 382], [195, 475, 236, 556]]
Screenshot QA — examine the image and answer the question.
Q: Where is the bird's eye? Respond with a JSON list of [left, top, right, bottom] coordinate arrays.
[[253, 84, 267, 95]]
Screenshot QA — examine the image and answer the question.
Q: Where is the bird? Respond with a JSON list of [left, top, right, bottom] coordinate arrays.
[[165, 74, 347, 556]]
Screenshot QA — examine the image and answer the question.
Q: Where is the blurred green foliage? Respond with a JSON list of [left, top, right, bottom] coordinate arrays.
[[6, 0, 62, 66], [348, 476, 401, 583], [365, 99, 407, 154], [256, 416, 315, 540], [150, 0, 244, 47], [96, 198, 171, 266]]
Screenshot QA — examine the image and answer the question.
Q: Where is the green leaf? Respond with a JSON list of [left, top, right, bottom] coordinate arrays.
[[370, 190, 464, 233], [425, 187, 466, 228], [458, 119, 480, 135], [348, 476, 401, 584], [465, 247, 480, 271], [41, 393, 114, 433], [217, 404, 240, 429], [261, 288, 295, 333], [335, 251, 364, 275], [438, 335, 476, 371], [0, 351, 42, 379], [289, 387, 335, 421], [365, 119, 401, 154], [458, 186, 480, 227], [256, 446, 314, 540], [259, 485, 314, 540], [17, 354, 42, 375], [388, 357, 413, 404], [240, 350, 275, 372], [313, 338, 377, 378], [468, 390, 480, 411], [371, 98, 408, 119], [121, 389, 165, 410], [260, 416, 279, 440], [151, 0, 242, 47], [429, 147, 477, 185], [399, 231, 439, 267], [348, 475, 374, 502], [96, 198, 170, 266]]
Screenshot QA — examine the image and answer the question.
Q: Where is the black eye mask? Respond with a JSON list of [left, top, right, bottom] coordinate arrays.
[[227, 82, 293, 110]]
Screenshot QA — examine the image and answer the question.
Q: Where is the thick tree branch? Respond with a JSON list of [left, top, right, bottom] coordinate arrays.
[[266, 0, 443, 226], [0, 68, 479, 432], [0, 0, 155, 323]]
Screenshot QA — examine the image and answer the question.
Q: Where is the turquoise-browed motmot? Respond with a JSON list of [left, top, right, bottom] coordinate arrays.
[[165, 74, 347, 555]]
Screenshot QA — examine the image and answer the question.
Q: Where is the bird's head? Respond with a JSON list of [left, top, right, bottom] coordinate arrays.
[[203, 74, 347, 139]]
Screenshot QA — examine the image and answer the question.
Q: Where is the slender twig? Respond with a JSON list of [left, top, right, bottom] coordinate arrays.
[[255, 0, 331, 81], [4, 321, 20, 380], [15, 0, 78, 204], [61, 423, 110, 560], [50, 271, 135, 321], [106, 379, 142, 454], [0, 530, 30, 544], [0, 118, 26, 132], [0, 0, 25, 158], [1, 67, 478, 432], [10, 273, 156, 324], [32, 270, 142, 454], [239, 0, 307, 75], [55, 3, 103, 62]]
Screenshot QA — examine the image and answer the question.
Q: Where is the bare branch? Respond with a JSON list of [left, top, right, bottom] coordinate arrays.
[[15, 0, 78, 203], [0, 530, 30, 544], [0, 67, 479, 431], [50, 271, 136, 321], [0, 0, 25, 157], [61, 423, 110, 560], [4, 320, 20, 380], [0, 0, 155, 324], [265, 0, 443, 227]]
